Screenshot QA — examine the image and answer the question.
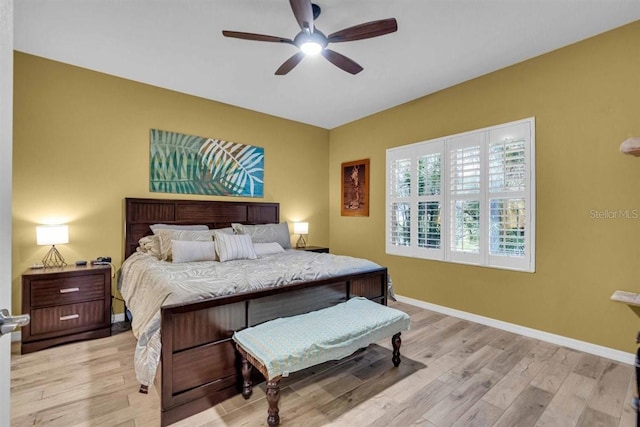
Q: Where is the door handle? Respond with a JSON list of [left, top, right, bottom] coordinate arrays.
[[0, 308, 30, 337]]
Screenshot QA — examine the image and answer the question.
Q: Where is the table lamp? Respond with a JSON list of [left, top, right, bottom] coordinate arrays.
[[294, 222, 308, 248], [36, 224, 69, 268]]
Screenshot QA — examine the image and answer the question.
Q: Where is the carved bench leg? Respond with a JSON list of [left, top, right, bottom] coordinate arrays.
[[266, 378, 281, 426], [241, 355, 253, 399], [392, 332, 402, 367]]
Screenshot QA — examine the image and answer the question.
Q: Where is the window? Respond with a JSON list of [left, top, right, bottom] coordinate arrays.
[[386, 118, 535, 272]]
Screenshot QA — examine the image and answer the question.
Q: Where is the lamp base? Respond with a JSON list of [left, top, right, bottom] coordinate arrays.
[[296, 235, 307, 249], [42, 245, 67, 268]]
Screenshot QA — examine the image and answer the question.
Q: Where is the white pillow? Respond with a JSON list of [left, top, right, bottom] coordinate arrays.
[[253, 242, 285, 257], [156, 229, 215, 261], [150, 224, 209, 234], [137, 235, 162, 259], [214, 231, 257, 262], [232, 222, 291, 249], [171, 240, 217, 263], [214, 227, 235, 235]]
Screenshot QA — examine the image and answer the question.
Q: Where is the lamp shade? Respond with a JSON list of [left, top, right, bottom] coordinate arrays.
[[293, 222, 309, 234], [36, 225, 69, 246], [620, 137, 640, 156]]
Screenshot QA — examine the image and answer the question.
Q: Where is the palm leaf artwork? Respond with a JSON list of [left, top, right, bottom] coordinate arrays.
[[149, 129, 264, 197], [199, 138, 264, 197]]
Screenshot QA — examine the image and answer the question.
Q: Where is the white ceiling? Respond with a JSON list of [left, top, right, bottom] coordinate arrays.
[[14, 0, 640, 129]]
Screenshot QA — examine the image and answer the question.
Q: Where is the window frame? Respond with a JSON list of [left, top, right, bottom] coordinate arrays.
[[386, 117, 536, 272]]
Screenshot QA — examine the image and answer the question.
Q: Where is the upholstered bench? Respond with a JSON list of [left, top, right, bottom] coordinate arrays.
[[233, 297, 411, 426]]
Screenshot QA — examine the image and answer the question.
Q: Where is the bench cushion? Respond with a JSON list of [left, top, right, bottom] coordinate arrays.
[[233, 297, 410, 380]]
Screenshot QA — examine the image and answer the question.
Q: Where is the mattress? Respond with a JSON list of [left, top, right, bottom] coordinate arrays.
[[119, 249, 385, 386]]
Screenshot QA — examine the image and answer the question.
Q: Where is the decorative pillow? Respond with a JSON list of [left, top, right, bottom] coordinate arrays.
[[214, 227, 236, 235], [232, 222, 291, 249], [253, 242, 285, 257], [214, 231, 257, 262], [137, 235, 162, 259], [150, 224, 209, 234], [171, 240, 217, 263], [156, 229, 215, 261]]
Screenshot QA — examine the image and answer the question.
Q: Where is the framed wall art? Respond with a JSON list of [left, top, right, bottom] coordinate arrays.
[[341, 158, 369, 217], [149, 129, 264, 197]]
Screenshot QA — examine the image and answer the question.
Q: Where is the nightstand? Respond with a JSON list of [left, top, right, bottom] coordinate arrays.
[[296, 246, 329, 253], [21, 264, 112, 354]]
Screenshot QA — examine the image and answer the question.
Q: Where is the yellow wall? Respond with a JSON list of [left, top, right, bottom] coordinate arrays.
[[12, 53, 329, 315], [329, 21, 640, 353]]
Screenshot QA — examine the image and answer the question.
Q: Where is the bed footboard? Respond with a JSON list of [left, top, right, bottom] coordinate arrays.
[[158, 268, 387, 426]]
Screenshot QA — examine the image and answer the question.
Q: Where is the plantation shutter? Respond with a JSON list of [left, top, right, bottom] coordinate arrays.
[[447, 133, 483, 265], [415, 141, 444, 260], [487, 122, 534, 271], [386, 147, 413, 256]]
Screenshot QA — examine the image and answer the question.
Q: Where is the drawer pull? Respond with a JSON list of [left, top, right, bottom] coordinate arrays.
[[59, 287, 80, 294], [60, 314, 79, 321]]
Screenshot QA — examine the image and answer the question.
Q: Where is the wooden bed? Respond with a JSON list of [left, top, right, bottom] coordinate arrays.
[[123, 197, 389, 426]]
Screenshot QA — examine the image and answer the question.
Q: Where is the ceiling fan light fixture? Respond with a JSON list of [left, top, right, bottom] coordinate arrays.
[[222, 1, 398, 75], [301, 40, 322, 55], [295, 30, 327, 55]]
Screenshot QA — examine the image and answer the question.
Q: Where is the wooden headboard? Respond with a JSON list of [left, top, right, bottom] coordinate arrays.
[[124, 198, 279, 259]]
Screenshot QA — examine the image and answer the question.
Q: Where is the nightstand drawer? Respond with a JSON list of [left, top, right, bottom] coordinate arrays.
[[31, 274, 106, 307], [30, 300, 106, 336]]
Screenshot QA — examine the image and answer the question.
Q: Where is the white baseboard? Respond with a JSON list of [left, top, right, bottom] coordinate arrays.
[[11, 312, 127, 343], [395, 294, 635, 366]]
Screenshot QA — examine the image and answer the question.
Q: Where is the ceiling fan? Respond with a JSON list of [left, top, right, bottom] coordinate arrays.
[[222, 0, 398, 75]]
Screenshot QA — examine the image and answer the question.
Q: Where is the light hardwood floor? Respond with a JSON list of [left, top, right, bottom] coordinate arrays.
[[10, 301, 639, 426]]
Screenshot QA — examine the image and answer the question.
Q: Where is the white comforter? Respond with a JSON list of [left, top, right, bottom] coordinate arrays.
[[119, 250, 383, 386]]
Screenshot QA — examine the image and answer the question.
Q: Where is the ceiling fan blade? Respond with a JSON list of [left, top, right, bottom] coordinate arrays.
[[327, 18, 398, 43], [275, 52, 306, 75], [289, 0, 314, 33], [321, 49, 363, 75], [222, 30, 294, 44]]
